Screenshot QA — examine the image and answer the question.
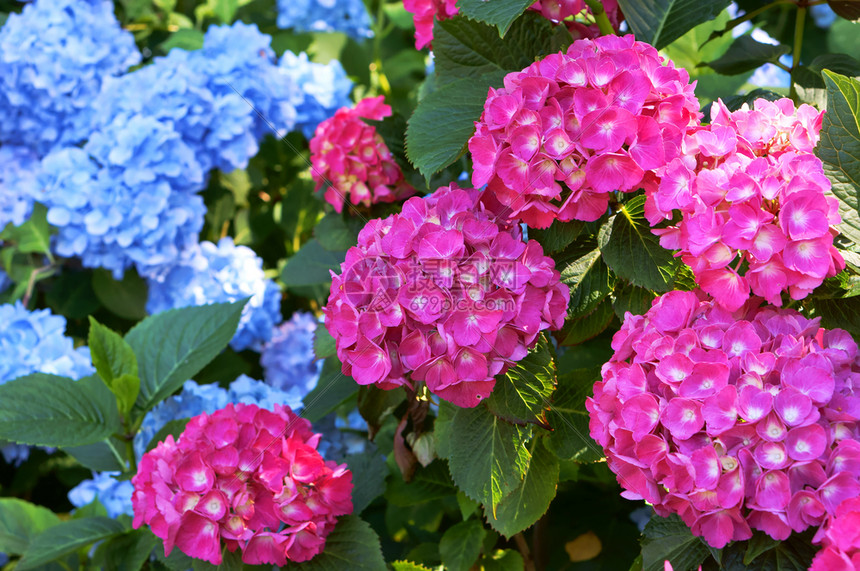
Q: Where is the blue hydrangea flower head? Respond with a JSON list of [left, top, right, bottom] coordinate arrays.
[[0, 267, 10, 295], [68, 471, 134, 518], [0, 301, 92, 385], [260, 310, 323, 395], [36, 118, 207, 278], [94, 51, 260, 174], [0, 0, 140, 153], [276, 0, 373, 40], [315, 410, 370, 460], [133, 376, 304, 458], [145, 237, 283, 351], [810, 4, 837, 28], [278, 51, 353, 139], [183, 23, 301, 142], [0, 145, 41, 230]]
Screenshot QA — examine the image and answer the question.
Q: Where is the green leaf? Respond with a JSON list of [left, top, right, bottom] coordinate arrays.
[[301, 357, 359, 423], [640, 515, 710, 571], [92, 528, 159, 571], [481, 549, 525, 571], [0, 498, 61, 556], [358, 386, 406, 438], [314, 324, 337, 360], [545, 368, 603, 462], [486, 438, 559, 537], [126, 300, 246, 413], [616, 0, 731, 50], [160, 28, 205, 52], [315, 212, 359, 252], [813, 296, 860, 337], [454, 0, 535, 35], [385, 460, 456, 506], [558, 298, 615, 346], [817, 71, 860, 246], [530, 220, 584, 254], [0, 374, 121, 447], [486, 338, 556, 426], [829, 0, 860, 21], [282, 239, 346, 288], [191, 548, 244, 571], [446, 405, 531, 514], [17, 517, 126, 570], [283, 516, 386, 571], [145, 418, 190, 453], [391, 562, 433, 571], [211, 0, 237, 23], [440, 520, 486, 571], [433, 13, 571, 85], [719, 530, 815, 570], [743, 532, 780, 565], [345, 452, 388, 514], [65, 436, 128, 472], [599, 195, 678, 292], [714, 88, 783, 113], [557, 238, 615, 317], [406, 77, 497, 179], [705, 35, 790, 75], [0, 203, 54, 255], [89, 317, 138, 382], [613, 283, 656, 319], [92, 268, 148, 321]]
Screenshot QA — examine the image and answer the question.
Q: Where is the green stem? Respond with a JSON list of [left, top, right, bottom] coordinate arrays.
[[125, 436, 138, 474], [583, 0, 615, 36], [789, 5, 806, 102], [719, 0, 794, 39], [370, 0, 391, 96]]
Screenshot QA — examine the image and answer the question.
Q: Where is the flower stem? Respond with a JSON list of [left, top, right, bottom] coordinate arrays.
[[789, 4, 806, 102], [583, 0, 615, 36]]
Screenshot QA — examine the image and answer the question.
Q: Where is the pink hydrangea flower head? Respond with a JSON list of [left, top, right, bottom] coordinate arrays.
[[586, 290, 860, 549], [403, 0, 623, 50], [810, 497, 860, 571], [650, 98, 844, 310], [132, 403, 353, 565], [469, 34, 700, 228], [323, 184, 569, 407], [310, 95, 416, 213]]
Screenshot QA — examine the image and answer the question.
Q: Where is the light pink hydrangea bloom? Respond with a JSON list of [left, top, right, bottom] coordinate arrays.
[[469, 35, 700, 228], [132, 403, 353, 565], [649, 98, 844, 311], [587, 290, 860, 549], [323, 184, 569, 407], [810, 497, 860, 570], [310, 95, 415, 213], [403, 0, 623, 50]]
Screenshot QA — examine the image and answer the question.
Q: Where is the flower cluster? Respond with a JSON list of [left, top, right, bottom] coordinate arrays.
[[134, 376, 306, 459], [279, 51, 354, 140], [403, 0, 624, 50], [68, 471, 135, 518], [324, 184, 569, 407], [0, 301, 93, 465], [276, 0, 372, 40], [132, 403, 353, 565], [649, 98, 844, 311], [145, 237, 282, 352], [0, 145, 41, 230], [469, 35, 700, 228], [310, 95, 416, 213], [261, 311, 324, 394], [587, 290, 860, 548], [0, 0, 140, 154], [37, 120, 206, 278], [810, 497, 860, 570]]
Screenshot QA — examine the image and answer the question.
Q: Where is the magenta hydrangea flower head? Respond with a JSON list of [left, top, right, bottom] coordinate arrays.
[[468, 34, 700, 229], [403, 0, 623, 50], [649, 98, 844, 311], [132, 403, 353, 566], [586, 290, 860, 549], [310, 95, 415, 214], [810, 496, 860, 570], [323, 184, 569, 407]]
